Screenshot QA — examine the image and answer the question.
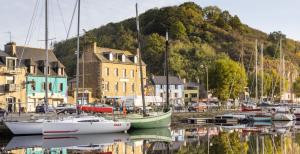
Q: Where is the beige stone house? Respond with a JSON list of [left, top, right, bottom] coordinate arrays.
[[0, 43, 26, 112], [76, 42, 146, 102]]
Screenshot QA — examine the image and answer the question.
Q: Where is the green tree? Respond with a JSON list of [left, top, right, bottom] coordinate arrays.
[[169, 21, 187, 40], [143, 33, 165, 75], [210, 131, 248, 154], [209, 57, 247, 101], [293, 77, 300, 97]]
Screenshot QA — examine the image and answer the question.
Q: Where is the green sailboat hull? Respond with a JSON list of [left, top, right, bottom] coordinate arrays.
[[126, 110, 172, 129], [129, 128, 172, 142]]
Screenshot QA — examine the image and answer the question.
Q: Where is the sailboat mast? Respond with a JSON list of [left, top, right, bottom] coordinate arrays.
[[135, 3, 146, 117], [255, 40, 258, 102], [45, 0, 49, 109], [279, 38, 282, 102], [165, 31, 169, 109], [261, 43, 264, 101], [75, 0, 80, 114]]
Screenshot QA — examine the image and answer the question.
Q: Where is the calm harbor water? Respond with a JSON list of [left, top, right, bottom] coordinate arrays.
[[1, 121, 300, 154]]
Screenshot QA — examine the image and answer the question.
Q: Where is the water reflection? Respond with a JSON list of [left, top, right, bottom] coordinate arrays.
[[2, 122, 300, 154]]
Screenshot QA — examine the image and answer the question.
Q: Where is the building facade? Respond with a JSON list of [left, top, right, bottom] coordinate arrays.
[[0, 47, 26, 112], [5, 42, 67, 112], [78, 42, 146, 102], [183, 81, 200, 104], [150, 75, 184, 105]]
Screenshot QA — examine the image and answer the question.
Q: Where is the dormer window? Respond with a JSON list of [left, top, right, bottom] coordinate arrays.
[[30, 66, 36, 74], [121, 54, 126, 62], [60, 68, 64, 76], [44, 66, 50, 75], [134, 56, 138, 63], [6, 58, 16, 70], [103, 52, 113, 61], [109, 53, 113, 61]]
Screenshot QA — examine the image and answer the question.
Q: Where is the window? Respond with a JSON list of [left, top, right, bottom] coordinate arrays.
[[7, 59, 15, 70], [130, 70, 134, 78], [49, 83, 52, 91], [114, 68, 118, 76], [31, 81, 36, 91], [175, 85, 178, 89], [160, 93, 163, 98], [160, 85, 163, 89], [42, 82, 46, 91], [103, 82, 109, 91], [131, 83, 135, 93], [122, 69, 126, 78], [122, 82, 126, 93], [59, 83, 63, 91], [6, 76, 15, 84], [106, 67, 109, 76], [60, 68, 64, 76], [185, 94, 188, 98], [30, 66, 36, 74], [114, 82, 119, 92], [174, 93, 178, 98], [121, 54, 126, 62]]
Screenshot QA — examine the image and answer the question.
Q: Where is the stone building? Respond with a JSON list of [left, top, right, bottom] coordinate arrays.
[[0, 46, 26, 112], [5, 42, 68, 112], [77, 42, 146, 102]]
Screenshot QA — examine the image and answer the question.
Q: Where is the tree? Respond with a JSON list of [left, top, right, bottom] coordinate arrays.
[[169, 21, 187, 40], [143, 33, 165, 75], [209, 57, 247, 101], [293, 77, 300, 97], [229, 15, 242, 30], [210, 131, 248, 154]]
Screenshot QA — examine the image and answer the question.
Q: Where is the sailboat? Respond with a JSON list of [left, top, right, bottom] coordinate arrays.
[[4, 0, 52, 135], [42, 0, 131, 135], [123, 4, 171, 129], [271, 39, 295, 121]]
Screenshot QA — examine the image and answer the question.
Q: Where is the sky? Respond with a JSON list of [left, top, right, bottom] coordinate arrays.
[[0, 0, 300, 50]]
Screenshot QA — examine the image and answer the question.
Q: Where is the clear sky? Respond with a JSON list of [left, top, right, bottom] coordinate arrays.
[[0, 0, 299, 50]]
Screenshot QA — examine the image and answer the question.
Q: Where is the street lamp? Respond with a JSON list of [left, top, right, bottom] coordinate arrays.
[[200, 65, 209, 103]]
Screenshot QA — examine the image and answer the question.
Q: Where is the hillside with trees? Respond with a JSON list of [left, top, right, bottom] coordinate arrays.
[[54, 2, 300, 101]]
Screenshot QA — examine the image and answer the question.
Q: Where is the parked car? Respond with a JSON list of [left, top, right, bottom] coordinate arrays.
[[56, 103, 77, 114], [80, 103, 113, 113], [35, 104, 46, 113], [188, 102, 207, 112], [35, 104, 55, 113]]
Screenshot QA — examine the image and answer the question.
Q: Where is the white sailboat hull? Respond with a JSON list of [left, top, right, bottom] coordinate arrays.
[[272, 113, 295, 121], [4, 121, 43, 135], [43, 116, 131, 135]]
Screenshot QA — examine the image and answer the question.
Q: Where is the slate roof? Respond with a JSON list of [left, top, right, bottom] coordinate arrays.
[[184, 82, 200, 88], [93, 47, 145, 65], [151, 76, 183, 85], [15, 46, 66, 76]]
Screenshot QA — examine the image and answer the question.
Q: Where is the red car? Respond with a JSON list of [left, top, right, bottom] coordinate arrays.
[[80, 104, 113, 113]]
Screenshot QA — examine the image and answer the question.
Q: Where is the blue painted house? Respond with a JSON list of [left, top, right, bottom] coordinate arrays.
[[150, 75, 184, 105], [8, 43, 68, 112]]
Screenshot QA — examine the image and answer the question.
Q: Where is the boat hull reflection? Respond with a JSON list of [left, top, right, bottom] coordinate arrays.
[[5, 133, 130, 150]]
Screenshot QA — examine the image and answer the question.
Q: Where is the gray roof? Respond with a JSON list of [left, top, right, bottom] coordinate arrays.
[[93, 47, 145, 65], [184, 82, 200, 88], [0, 50, 15, 66], [151, 76, 183, 85], [15, 46, 66, 76], [15, 46, 59, 63], [0, 51, 11, 57]]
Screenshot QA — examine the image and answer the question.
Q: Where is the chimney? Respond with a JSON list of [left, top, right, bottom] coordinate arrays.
[[87, 42, 97, 53], [93, 42, 97, 53], [4, 42, 17, 56]]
